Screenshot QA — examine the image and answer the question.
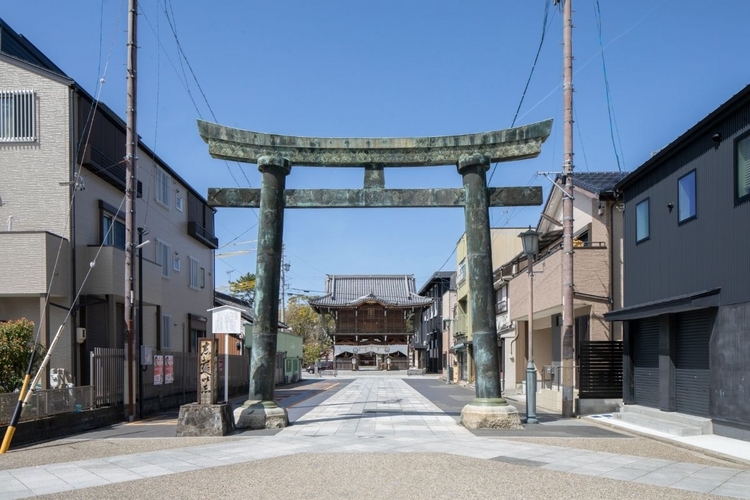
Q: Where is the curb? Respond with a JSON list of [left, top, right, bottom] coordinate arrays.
[[586, 416, 750, 468]]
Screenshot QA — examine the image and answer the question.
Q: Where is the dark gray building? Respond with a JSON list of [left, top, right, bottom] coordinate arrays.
[[605, 85, 750, 440], [415, 272, 454, 373]]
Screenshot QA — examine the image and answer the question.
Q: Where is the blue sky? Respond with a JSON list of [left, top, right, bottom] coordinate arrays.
[[3, 1, 748, 296]]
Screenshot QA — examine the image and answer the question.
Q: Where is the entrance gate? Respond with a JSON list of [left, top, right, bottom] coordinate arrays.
[[198, 118, 552, 428]]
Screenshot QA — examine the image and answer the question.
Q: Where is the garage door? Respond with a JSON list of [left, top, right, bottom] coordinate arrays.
[[675, 310, 713, 417], [633, 317, 660, 408]]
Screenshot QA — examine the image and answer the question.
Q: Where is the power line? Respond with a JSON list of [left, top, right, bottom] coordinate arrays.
[[595, 0, 623, 172], [489, 0, 555, 186]]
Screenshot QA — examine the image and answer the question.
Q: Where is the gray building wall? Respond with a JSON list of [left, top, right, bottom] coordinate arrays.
[[622, 100, 750, 307], [618, 89, 750, 438]]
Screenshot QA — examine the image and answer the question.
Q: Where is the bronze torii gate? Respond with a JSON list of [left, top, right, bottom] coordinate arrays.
[[198, 118, 552, 429]]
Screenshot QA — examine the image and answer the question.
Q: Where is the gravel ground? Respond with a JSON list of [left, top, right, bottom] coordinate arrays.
[[0, 437, 246, 470], [37, 453, 726, 500], [498, 436, 742, 468]]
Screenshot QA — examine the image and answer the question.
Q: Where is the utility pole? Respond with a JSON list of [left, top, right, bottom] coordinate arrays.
[[124, 0, 138, 422], [280, 251, 290, 323], [560, 0, 576, 418]]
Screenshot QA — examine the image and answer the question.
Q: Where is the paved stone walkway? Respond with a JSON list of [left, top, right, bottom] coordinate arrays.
[[1, 378, 749, 499]]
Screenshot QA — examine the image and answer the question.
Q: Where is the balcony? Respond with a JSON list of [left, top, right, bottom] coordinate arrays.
[[0, 232, 70, 296], [82, 246, 162, 304], [509, 242, 609, 321], [454, 314, 467, 337], [188, 221, 219, 249]]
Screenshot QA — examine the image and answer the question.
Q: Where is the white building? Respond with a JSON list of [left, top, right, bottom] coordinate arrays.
[[0, 18, 216, 388]]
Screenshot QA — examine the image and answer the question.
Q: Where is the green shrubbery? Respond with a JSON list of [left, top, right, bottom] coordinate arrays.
[[0, 319, 45, 393]]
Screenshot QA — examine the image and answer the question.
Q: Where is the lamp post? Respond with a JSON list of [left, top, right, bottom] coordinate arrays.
[[519, 227, 540, 424]]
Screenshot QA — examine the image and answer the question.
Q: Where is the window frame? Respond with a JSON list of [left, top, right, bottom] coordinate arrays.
[[635, 198, 650, 244], [155, 239, 172, 278], [0, 90, 36, 142], [457, 259, 467, 284], [99, 200, 126, 250], [175, 194, 184, 212], [735, 131, 750, 205], [162, 314, 172, 350], [677, 169, 697, 224], [189, 257, 200, 289], [155, 167, 172, 208]]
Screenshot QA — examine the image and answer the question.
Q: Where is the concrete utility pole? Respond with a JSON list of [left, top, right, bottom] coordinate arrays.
[[560, 0, 576, 418], [124, 0, 138, 422]]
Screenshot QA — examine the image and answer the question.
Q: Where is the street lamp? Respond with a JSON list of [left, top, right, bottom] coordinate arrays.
[[519, 226, 540, 424]]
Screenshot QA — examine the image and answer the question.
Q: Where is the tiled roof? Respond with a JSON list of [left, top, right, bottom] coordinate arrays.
[[572, 172, 629, 195], [309, 275, 433, 309], [417, 271, 455, 295]]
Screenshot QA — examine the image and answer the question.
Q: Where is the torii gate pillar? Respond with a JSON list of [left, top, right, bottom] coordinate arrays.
[[234, 156, 291, 429], [458, 154, 521, 428]]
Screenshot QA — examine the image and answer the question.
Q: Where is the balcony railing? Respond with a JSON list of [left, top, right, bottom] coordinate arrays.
[[454, 314, 467, 336], [188, 221, 219, 249]]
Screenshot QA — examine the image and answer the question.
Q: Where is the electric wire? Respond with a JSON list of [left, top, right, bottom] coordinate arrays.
[[30, 0, 125, 349], [489, 0, 555, 186], [595, 0, 623, 173]]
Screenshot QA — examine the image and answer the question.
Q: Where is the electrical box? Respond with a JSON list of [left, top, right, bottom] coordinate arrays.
[[140, 345, 154, 366], [76, 327, 86, 344]]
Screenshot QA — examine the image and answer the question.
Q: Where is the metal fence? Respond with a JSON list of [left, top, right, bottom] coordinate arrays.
[[578, 341, 623, 399], [0, 386, 95, 425], [91, 347, 125, 406]]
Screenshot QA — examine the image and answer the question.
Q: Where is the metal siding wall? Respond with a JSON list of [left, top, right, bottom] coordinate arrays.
[[633, 318, 660, 408], [623, 105, 750, 308], [675, 310, 713, 416]]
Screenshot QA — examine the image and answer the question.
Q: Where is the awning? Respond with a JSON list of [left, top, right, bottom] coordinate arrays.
[[450, 342, 466, 352], [334, 345, 408, 356], [604, 288, 721, 322]]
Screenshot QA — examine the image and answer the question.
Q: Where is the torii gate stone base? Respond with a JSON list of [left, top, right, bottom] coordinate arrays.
[[199, 118, 553, 430]]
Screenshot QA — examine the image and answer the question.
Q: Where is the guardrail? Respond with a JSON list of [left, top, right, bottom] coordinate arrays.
[[0, 386, 95, 425]]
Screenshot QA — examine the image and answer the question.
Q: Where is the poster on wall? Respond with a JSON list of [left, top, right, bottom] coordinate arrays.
[[154, 355, 164, 386], [164, 355, 174, 384]]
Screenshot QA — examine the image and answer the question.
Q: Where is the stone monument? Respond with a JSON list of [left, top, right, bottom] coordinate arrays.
[[176, 338, 235, 436]]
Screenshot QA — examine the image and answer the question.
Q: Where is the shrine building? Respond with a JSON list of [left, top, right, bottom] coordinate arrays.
[[309, 275, 432, 371]]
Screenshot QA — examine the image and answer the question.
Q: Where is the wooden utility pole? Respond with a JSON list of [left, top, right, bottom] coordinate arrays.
[[560, 0, 576, 417], [125, 0, 138, 422]]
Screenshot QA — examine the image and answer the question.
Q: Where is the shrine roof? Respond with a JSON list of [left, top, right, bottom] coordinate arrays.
[[309, 275, 433, 310]]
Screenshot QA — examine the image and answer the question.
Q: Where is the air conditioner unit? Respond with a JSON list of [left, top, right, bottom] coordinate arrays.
[[76, 327, 87, 344]]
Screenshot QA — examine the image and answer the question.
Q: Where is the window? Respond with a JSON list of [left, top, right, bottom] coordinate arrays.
[[0, 90, 36, 142], [678, 170, 697, 223], [155, 240, 172, 278], [200, 267, 205, 289], [175, 194, 184, 212], [162, 315, 172, 350], [101, 213, 125, 250], [457, 259, 466, 284], [173, 256, 180, 272], [736, 133, 750, 204], [156, 167, 171, 207], [189, 257, 200, 289], [495, 286, 508, 313], [636, 198, 650, 243]]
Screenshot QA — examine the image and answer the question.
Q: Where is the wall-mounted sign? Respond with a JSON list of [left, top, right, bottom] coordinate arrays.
[[164, 355, 174, 384], [154, 355, 164, 386]]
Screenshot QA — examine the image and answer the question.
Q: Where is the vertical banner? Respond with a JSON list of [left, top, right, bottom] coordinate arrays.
[[164, 355, 174, 384], [153, 355, 164, 385]]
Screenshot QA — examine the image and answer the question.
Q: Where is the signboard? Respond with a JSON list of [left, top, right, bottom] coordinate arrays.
[[153, 355, 164, 385], [164, 355, 174, 384], [209, 306, 243, 335]]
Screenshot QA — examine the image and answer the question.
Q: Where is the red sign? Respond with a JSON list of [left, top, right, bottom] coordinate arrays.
[[164, 355, 174, 384], [154, 355, 164, 386]]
